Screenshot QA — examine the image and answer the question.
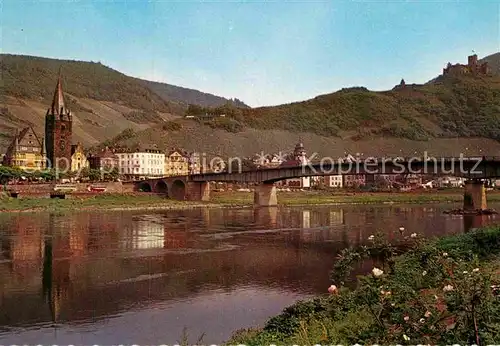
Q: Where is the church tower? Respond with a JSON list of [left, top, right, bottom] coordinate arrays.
[[45, 73, 72, 171]]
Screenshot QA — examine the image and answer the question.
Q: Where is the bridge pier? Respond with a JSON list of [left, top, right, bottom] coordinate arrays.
[[464, 180, 487, 211], [254, 183, 277, 207], [186, 181, 210, 201]]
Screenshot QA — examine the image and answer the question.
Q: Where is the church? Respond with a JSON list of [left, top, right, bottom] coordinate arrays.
[[3, 72, 75, 172], [45, 73, 73, 171]]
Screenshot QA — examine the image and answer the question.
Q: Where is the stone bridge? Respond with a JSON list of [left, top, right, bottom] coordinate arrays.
[[136, 156, 500, 209]]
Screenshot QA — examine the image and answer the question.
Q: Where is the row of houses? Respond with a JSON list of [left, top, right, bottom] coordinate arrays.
[[247, 142, 500, 189], [0, 128, 202, 180], [248, 142, 423, 189], [0, 126, 91, 173], [0, 73, 205, 181], [89, 146, 202, 180]]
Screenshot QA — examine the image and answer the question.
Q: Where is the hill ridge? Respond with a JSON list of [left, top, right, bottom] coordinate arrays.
[[1, 52, 499, 157]]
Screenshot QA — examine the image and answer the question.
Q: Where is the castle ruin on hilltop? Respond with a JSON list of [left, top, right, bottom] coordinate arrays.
[[443, 54, 491, 76]]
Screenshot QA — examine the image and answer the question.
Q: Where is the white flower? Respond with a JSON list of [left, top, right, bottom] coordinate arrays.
[[424, 311, 432, 318], [473, 268, 480, 273], [372, 267, 384, 277], [443, 285, 454, 292], [419, 318, 425, 323], [403, 315, 410, 321], [368, 235, 375, 241], [463, 271, 468, 274], [403, 334, 410, 341], [328, 285, 338, 294], [422, 270, 427, 276], [443, 252, 448, 257], [399, 227, 405, 232], [410, 233, 417, 238]]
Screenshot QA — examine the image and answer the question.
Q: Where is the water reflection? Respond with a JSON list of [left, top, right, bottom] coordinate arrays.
[[0, 203, 499, 344]]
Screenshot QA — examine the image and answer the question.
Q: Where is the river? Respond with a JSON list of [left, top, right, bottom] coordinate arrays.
[[1, 202, 499, 344]]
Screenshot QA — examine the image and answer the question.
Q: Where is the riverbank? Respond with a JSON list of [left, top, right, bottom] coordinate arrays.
[[1, 190, 500, 213], [213, 189, 500, 206], [227, 226, 500, 345], [0, 194, 218, 213]]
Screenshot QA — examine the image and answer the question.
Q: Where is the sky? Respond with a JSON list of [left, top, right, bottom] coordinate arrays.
[[2, 0, 500, 107]]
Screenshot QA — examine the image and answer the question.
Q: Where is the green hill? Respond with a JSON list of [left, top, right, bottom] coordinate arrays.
[[139, 79, 248, 108], [0, 54, 249, 112], [0, 54, 175, 113], [0, 54, 249, 151], [1, 52, 500, 157], [480, 52, 500, 76], [234, 73, 500, 141]]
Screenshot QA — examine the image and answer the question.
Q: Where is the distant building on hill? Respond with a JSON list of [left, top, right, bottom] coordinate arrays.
[[443, 54, 491, 77]]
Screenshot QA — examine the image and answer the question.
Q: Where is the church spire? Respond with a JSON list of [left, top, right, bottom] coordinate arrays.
[[49, 68, 69, 118]]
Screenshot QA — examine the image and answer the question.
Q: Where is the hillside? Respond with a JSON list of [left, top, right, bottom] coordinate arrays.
[[105, 52, 500, 157], [232, 51, 500, 141], [0, 54, 248, 151], [140, 79, 248, 108], [234, 73, 500, 141], [1, 52, 500, 158], [480, 52, 500, 76], [103, 119, 500, 158]]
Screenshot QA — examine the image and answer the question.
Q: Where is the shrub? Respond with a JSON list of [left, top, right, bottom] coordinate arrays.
[[162, 121, 182, 132], [227, 226, 500, 345], [206, 117, 244, 133]]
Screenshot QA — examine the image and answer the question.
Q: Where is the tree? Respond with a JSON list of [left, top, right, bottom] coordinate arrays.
[[0, 166, 23, 184], [88, 169, 101, 182], [103, 167, 119, 182]]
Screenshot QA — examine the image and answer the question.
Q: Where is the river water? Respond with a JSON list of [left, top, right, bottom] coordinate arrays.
[[1, 202, 499, 344]]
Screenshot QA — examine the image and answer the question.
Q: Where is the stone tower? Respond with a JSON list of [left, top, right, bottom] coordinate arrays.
[[45, 73, 73, 171], [293, 140, 307, 165]]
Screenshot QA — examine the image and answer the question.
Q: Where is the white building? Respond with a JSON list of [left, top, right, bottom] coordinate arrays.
[[324, 175, 343, 188], [116, 148, 165, 180], [435, 176, 465, 188]]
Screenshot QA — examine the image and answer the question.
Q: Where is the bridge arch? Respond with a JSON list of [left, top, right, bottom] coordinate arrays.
[[155, 180, 168, 194], [170, 179, 186, 201], [138, 182, 152, 192]]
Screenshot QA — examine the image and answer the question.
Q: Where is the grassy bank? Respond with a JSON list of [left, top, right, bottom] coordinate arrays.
[[0, 194, 216, 213], [227, 226, 500, 345], [212, 189, 500, 206], [1, 190, 500, 213]]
